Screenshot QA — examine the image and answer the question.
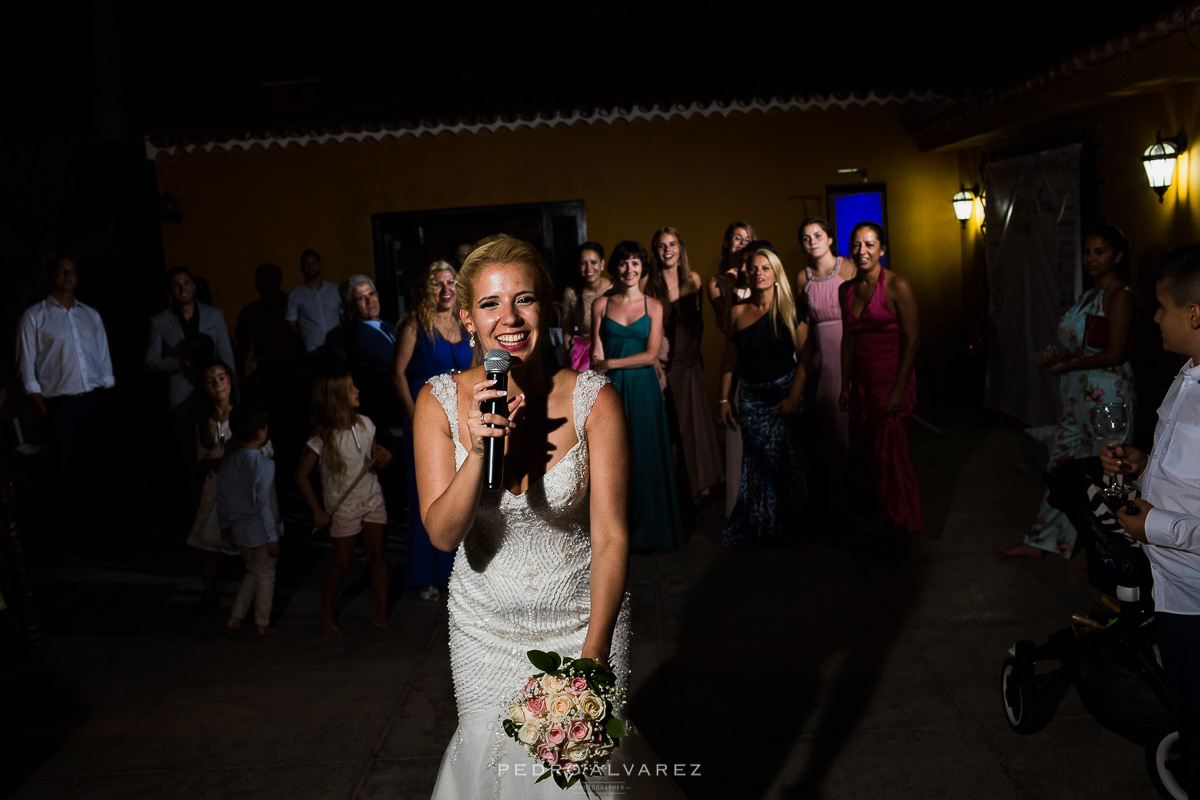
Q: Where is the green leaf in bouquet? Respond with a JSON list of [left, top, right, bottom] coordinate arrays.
[[527, 649, 561, 674], [604, 716, 627, 738], [564, 775, 580, 790], [553, 770, 567, 789], [502, 719, 516, 738], [535, 770, 552, 784]]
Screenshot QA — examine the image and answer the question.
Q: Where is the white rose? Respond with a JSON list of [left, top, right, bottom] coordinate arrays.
[[509, 704, 527, 725], [517, 720, 545, 746], [577, 691, 605, 720], [541, 674, 567, 693]]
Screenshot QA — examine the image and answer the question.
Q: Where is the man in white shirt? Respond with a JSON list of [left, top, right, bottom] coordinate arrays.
[[1104, 243, 1200, 793], [286, 249, 343, 353], [16, 257, 115, 482]]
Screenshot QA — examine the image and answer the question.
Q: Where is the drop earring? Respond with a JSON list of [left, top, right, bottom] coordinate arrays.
[[469, 331, 476, 348]]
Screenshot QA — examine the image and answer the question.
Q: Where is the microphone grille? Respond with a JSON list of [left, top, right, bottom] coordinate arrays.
[[483, 349, 511, 373]]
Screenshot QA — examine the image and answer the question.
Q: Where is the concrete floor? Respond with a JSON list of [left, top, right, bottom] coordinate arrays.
[[3, 408, 1165, 799]]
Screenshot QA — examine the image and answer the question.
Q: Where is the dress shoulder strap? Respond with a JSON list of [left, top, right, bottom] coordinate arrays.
[[573, 370, 612, 440], [426, 373, 460, 446]]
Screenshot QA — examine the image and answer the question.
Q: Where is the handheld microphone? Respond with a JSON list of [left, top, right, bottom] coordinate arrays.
[[482, 349, 511, 491]]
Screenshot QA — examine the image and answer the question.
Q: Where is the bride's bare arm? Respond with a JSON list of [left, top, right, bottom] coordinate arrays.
[[581, 383, 630, 663], [415, 376, 523, 553]]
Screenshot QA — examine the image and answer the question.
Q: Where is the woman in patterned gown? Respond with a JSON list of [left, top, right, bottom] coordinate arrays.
[[999, 224, 1135, 559], [413, 238, 682, 798], [718, 248, 809, 545]]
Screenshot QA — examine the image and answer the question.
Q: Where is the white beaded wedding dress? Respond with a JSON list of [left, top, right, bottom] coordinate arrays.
[[428, 371, 683, 800]]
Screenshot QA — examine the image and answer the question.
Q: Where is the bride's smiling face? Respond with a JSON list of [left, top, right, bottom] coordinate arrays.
[[461, 262, 542, 361]]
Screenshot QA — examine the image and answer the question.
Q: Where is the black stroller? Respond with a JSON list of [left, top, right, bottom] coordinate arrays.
[[1000, 457, 1188, 799]]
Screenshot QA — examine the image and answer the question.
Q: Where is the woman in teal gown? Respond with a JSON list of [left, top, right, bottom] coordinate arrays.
[[591, 240, 683, 551]]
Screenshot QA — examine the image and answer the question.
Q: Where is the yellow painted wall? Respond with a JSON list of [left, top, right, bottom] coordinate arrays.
[[155, 103, 964, 399]]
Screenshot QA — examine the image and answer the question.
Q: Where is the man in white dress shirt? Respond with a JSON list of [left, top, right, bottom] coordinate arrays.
[[17, 257, 115, 485], [1104, 243, 1200, 793], [286, 249, 342, 353]]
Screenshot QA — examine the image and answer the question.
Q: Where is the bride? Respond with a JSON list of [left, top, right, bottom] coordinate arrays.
[[414, 238, 682, 799]]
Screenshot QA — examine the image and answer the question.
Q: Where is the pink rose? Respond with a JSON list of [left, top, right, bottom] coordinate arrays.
[[561, 761, 579, 775], [567, 677, 589, 695], [546, 723, 567, 746], [536, 743, 560, 765], [524, 676, 539, 693], [526, 696, 546, 717], [568, 720, 592, 742]]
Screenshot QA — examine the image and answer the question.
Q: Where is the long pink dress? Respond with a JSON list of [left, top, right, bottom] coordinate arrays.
[[844, 269, 924, 532], [804, 264, 850, 511]]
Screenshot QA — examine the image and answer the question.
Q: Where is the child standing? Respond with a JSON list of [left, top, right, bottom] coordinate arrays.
[[296, 369, 392, 635], [1102, 244, 1200, 794], [217, 404, 282, 637]]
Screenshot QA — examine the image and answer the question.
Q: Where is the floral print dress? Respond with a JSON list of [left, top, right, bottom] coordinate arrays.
[[1026, 286, 1135, 556]]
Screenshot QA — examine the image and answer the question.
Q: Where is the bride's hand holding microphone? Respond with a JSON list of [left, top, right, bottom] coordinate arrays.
[[465, 378, 525, 457]]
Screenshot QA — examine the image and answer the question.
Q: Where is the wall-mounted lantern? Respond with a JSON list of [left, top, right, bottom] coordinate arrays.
[[1142, 131, 1188, 204], [952, 184, 980, 228]]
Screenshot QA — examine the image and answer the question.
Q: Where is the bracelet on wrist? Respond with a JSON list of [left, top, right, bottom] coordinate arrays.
[[719, 398, 729, 404]]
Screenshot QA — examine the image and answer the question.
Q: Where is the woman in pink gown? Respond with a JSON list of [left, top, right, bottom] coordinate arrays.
[[840, 222, 924, 559], [796, 217, 856, 521]]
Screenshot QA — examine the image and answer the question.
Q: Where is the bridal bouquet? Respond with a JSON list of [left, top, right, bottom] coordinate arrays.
[[502, 650, 627, 794]]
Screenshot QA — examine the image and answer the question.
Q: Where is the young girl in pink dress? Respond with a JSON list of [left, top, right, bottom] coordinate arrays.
[[295, 370, 393, 634], [840, 222, 924, 560]]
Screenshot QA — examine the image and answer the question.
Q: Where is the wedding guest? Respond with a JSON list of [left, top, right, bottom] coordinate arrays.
[[286, 250, 343, 353], [719, 249, 808, 545], [707, 221, 757, 333], [795, 217, 856, 522], [392, 261, 474, 601], [146, 266, 236, 414], [561, 242, 612, 371], [343, 274, 401, 430], [645, 226, 724, 506], [147, 266, 236, 525], [594, 240, 683, 551], [16, 257, 114, 504], [1102, 243, 1200, 797], [235, 263, 297, 383], [999, 224, 1135, 559], [217, 404, 283, 637], [840, 222, 924, 560]]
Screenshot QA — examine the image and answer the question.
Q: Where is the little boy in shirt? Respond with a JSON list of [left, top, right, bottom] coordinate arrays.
[[1102, 243, 1200, 791], [217, 405, 283, 636]]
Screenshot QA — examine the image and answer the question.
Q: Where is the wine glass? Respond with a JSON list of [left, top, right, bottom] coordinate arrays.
[[1089, 402, 1129, 498]]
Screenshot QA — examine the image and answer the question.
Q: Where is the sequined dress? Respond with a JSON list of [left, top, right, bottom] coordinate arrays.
[[427, 371, 682, 799]]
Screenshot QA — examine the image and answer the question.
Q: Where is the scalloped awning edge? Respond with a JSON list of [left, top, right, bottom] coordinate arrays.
[[143, 91, 941, 160]]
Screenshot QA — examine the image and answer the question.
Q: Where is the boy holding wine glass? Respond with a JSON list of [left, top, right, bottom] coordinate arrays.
[[1101, 244, 1200, 793]]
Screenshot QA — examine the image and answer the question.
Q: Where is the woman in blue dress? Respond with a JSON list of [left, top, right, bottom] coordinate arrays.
[[999, 225, 1136, 559], [591, 241, 683, 551], [392, 260, 475, 597]]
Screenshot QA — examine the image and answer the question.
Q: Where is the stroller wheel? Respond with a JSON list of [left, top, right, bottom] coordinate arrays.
[[1001, 656, 1042, 734], [1146, 729, 1189, 800]]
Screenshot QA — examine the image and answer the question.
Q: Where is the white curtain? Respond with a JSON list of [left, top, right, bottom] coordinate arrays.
[[983, 143, 1083, 426]]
